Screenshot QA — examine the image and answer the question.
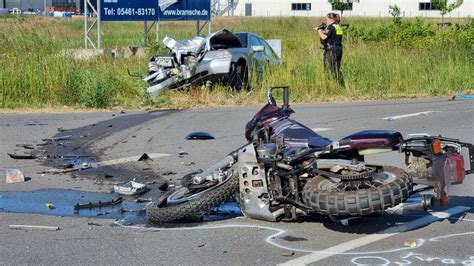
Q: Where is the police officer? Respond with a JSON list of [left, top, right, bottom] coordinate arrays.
[[315, 13, 344, 86]]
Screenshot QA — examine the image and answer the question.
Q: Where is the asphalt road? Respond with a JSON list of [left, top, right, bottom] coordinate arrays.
[[1, 97, 473, 265]]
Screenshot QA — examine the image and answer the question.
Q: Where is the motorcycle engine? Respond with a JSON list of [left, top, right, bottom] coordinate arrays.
[[256, 143, 277, 162]]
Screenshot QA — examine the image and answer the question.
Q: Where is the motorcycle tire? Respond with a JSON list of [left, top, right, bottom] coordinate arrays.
[[303, 165, 412, 216], [147, 171, 239, 223]]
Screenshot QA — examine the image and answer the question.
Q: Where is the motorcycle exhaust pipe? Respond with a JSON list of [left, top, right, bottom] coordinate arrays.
[[385, 194, 435, 215]]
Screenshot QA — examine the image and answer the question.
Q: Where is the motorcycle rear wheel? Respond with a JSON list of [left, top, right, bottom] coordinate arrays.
[[146, 170, 239, 223], [303, 165, 412, 216]]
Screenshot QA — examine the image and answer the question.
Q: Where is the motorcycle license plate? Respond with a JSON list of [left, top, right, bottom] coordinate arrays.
[[155, 57, 174, 68]]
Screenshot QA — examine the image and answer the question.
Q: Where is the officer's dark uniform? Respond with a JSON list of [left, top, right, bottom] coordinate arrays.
[[322, 23, 344, 86]]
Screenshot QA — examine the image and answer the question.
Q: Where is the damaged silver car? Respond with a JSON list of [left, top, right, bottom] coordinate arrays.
[[144, 29, 281, 97]]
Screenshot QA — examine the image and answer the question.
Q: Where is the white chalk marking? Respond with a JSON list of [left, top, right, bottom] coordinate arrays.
[[114, 220, 426, 255], [311, 128, 333, 132], [382, 111, 441, 121], [430, 232, 474, 242], [91, 153, 170, 168], [279, 206, 470, 265]]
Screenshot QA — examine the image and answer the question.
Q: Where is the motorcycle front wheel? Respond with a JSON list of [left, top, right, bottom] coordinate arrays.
[[146, 170, 239, 223], [303, 165, 413, 216]]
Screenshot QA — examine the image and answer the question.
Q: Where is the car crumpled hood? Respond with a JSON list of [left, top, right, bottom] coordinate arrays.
[[207, 29, 243, 49], [162, 36, 205, 56]]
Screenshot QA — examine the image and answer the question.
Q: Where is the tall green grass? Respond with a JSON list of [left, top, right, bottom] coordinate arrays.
[[0, 16, 472, 109]]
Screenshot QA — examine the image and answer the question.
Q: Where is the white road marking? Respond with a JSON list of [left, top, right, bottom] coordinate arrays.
[[279, 206, 471, 265], [91, 153, 170, 167], [382, 111, 441, 121], [311, 128, 333, 132]]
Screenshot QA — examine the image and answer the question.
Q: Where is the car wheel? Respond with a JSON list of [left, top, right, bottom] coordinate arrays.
[[228, 62, 249, 92]]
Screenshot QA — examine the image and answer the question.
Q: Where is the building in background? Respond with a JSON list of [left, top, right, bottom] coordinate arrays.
[[232, 0, 473, 17], [2, 0, 81, 12]]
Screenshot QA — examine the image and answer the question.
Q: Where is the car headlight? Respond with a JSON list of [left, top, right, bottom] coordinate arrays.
[[148, 62, 160, 72], [202, 50, 232, 61]]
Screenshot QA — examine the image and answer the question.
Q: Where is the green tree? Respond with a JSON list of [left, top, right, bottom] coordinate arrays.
[[431, 0, 463, 23], [328, 0, 355, 17], [388, 4, 401, 23]]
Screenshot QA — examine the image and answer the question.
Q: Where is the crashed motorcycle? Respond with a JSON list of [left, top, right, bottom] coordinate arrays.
[[147, 86, 473, 223]]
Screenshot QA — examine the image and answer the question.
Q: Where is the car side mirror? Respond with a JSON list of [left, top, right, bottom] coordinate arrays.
[[251, 45, 265, 52]]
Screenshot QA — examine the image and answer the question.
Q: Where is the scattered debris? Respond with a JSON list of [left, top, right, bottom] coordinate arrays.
[[59, 163, 75, 169], [181, 162, 196, 166], [280, 236, 308, 242], [158, 181, 169, 191], [162, 171, 176, 176], [45, 202, 56, 210], [281, 251, 295, 257], [404, 240, 417, 248], [6, 168, 25, 183], [87, 222, 102, 226], [74, 197, 123, 210], [9, 225, 60, 231], [135, 198, 152, 203], [38, 164, 91, 174], [138, 153, 153, 161], [329, 216, 363, 226], [185, 131, 215, 140], [8, 153, 36, 159], [452, 93, 474, 101], [114, 180, 146, 196], [24, 123, 48, 126], [36, 142, 50, 146], [145, 181, 156, 185], [42, 135, 72, 142], [15, 144, 35, 150]]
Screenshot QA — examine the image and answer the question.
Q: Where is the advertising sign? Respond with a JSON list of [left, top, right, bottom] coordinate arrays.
[[100, 0, 211, 22]]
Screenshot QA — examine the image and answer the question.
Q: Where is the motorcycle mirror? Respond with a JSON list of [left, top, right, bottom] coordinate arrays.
[[267, 86, 290, 109]]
